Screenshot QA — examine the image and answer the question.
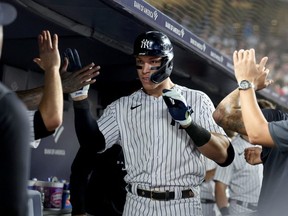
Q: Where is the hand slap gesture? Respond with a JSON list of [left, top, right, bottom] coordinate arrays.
[[33, 30, 61, 72], [233, 49, 273, 90]]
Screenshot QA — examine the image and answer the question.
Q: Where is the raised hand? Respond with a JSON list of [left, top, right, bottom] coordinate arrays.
[[60, 59, 100, 94], [233, 49, 273, 90], [254, 61, 274, 91], [162, 88, 192, 126], [33, 30, 60, 72]]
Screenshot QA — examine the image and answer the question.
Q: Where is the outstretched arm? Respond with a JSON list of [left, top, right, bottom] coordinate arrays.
[[234, 49, 274, 147], [213, 52, 275, 137], [73, 99, 105, 150], [33, 30, 63, 131], [70, 98, 105, 215]]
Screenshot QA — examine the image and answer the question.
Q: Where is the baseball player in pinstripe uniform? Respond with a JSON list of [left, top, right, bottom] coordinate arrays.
[[214, 134, 262, 216], [70, 31, 235, 216], [200, 157, 219, 216]]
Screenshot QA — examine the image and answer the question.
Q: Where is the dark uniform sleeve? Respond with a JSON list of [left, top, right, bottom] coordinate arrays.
[[262, 108, 288, 122], [70, 99, 106, 215], [0, 89, 30, 215], [73, 99, 105, 149], [33, 110, 55, 140], [70, 146, 95, 215], [261, 109, 288, 163]]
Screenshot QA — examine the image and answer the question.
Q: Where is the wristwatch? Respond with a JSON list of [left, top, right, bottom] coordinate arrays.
[[238, 80, 254, 90]]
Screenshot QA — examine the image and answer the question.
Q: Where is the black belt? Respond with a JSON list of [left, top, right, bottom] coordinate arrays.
[[127, 184, 194, 201], [201, 198, 215, 204], [233, 200, 258, 211]]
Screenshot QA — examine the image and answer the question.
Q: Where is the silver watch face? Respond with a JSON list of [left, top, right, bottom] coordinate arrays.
[[239, 80, 251, 90]]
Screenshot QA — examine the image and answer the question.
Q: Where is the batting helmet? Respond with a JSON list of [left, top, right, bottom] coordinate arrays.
[[133, 31, 174, 83]]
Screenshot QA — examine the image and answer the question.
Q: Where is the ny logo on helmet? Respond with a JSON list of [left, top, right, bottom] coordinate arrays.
[[140, 39, 151, 49]]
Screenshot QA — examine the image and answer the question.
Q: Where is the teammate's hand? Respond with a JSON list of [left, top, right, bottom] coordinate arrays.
[[162, 88, 192, 126], [244, 147, 262, 165], [63, 48, 82, 71], [60, 60, 99, 94], [63, 48, 91, 100], [33, 30, 60, 72]]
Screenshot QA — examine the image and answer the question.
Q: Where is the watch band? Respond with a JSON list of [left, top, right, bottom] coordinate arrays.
[[238, 80, 254, 90]]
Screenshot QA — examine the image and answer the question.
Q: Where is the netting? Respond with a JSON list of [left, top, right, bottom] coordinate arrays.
[[146, 0, 288, 97]]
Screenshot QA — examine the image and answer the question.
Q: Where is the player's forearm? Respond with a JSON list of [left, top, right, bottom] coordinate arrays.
[[16, 87, 44, 110], [70, 151, 90, 216], [198, 133, 233, 166], [215, 183, 229, 209], [204, 169, 216, 181], [216, 193, 229, 209], [73, 99, 106, 151], [39, 68, 63, 131], [184, 122, 234, 167], [239, 89, 274, 147], [213, 89, 247, 135]]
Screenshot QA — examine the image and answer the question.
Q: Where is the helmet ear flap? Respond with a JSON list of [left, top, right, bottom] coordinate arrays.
[[150, 55, 173, 83]]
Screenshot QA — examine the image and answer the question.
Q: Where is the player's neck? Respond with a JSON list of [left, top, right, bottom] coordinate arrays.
[[143, 78, 175, 98]]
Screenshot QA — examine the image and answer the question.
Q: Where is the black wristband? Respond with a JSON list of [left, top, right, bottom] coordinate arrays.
[[184, 122, 211, 147], [220, 206, 229, 215], [73, 99, 89, 109], [216, 141, 235, 167]]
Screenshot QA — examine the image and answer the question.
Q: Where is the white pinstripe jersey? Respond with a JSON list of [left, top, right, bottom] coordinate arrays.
[[97, 84, 226, 188], [200, 157, 217, 200], [28, 110, 41, 148], [214, 134, 262, 203]]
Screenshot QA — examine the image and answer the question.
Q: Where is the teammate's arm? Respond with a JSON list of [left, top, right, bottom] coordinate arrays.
[[215, 181, 229, 216], [233, 50, 275, 147], [196, 133, 234, 167], [33, 30, 63, 132], [70, 98, 105, 215], [244, 147, 262, 165], [16, 59, 100, 110], [213, 89, 247, 135]]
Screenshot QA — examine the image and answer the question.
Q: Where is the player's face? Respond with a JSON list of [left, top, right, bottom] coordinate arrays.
[[136, 55, 162, 90]]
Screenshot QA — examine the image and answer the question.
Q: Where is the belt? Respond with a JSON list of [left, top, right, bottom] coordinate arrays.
[[201, 198, 215, 204], [231, 199, 258, 211], [127, 184, 194, 201]]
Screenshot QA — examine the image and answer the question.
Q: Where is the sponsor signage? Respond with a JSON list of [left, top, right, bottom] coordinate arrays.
[[113, 0, 288, 109]]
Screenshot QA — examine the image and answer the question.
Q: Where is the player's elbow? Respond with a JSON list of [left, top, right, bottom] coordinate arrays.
[[246, 123, 268, 145], [246, 134, 261, 145], [216, 141, 235, 167], [212, 109, 225, 128], [43, 114, 63, 131]]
